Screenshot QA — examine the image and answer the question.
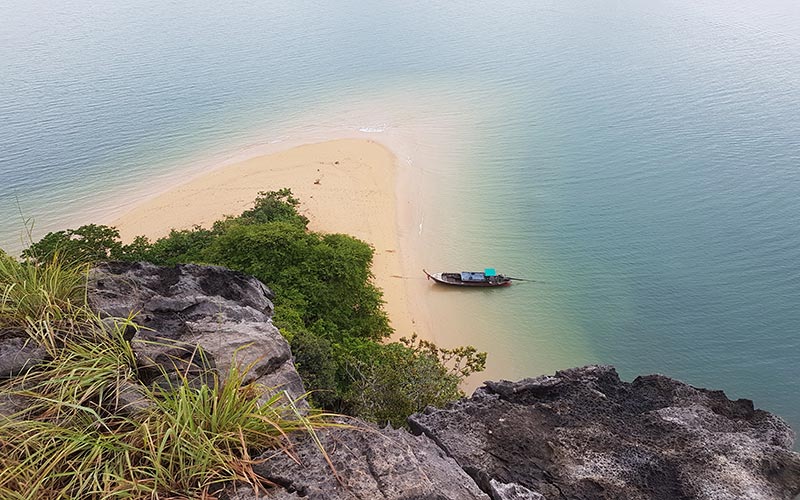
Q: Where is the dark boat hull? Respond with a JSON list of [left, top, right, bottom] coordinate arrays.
[[424, 270, 511, 287]]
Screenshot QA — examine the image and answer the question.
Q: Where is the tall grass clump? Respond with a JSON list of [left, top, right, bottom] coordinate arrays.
[[0, 341, 325, 498], [0, 256, 331, 499], [0, 252, 87, 332], [132, 358, 324, 496]]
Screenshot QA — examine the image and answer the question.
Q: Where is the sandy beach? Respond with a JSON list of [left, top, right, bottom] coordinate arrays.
[[113, 138, 416, 339]]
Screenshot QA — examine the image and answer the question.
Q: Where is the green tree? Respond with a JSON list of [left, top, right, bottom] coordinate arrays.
[[201, 222, 390, 342], [22, 224, 123, 264], [119, 235, 153, 262], [290, 330, 339, 409], [141, 226, 215, 265]]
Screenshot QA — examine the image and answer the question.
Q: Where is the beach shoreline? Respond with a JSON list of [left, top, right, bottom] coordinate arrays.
[[112, 138, 418, 341]]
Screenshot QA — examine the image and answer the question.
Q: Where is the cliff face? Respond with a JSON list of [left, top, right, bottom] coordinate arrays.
[[2, 262, 798, 499]]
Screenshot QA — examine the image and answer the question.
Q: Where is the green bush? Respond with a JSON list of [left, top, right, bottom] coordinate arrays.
[[137, 226, 215, 265], [342, 336, 486, 428], [290, 329, 339, 409], [200, 222, 389, 342], [235, 187, 309, 227], [22, 224, 123, 265]]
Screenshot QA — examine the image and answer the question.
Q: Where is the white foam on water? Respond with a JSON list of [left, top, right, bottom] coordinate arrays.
[[358, 125, 387, 133]]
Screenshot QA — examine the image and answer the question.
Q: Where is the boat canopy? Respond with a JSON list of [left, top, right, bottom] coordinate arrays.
[[460, 271, 486, 282], [484, 268, 497, 277]]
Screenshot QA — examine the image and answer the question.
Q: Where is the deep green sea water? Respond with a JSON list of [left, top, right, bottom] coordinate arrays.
[[2, 0, 799, 437]]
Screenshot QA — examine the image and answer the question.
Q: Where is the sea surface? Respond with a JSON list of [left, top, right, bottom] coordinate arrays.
[[2, 0, 799, 438]]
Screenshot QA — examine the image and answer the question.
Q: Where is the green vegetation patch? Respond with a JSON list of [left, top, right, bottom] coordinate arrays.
[[19, 188, 486, 427]]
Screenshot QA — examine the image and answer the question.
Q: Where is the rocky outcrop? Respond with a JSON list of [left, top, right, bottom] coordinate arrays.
[[87, 261, 305, 401], [409, 365, 800, 500]]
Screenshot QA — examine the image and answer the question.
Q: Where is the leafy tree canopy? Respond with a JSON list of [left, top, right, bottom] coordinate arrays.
[[22, 224, 123, 264]]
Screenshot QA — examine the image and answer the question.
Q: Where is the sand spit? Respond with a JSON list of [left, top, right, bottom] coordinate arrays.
[[113, 139, 415, 338]]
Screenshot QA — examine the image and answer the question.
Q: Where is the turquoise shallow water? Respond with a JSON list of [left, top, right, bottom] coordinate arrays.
[[2, 0, 799, 437]]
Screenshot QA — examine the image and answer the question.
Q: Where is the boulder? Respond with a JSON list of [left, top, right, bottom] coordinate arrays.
[[408, 365, 800, 500], [88, 262, 306, 402], [0, 334, 48, 379]]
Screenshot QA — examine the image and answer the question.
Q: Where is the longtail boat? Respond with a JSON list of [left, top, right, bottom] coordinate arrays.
[[423, 268, 512, 287]]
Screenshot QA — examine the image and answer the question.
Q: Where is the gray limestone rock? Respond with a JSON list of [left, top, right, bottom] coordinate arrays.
[[88, 261, 306, 402], [408, 365, 800, 500], [488, 480, 544, 500], [222, 419, 489, 499], [109, 379, 151, 417], [0, 335, 48, 378]]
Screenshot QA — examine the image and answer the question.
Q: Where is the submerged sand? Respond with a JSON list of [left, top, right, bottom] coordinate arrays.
[[113, 138, 415, 338]]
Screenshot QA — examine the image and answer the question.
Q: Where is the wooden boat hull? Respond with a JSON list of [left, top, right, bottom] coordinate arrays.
[[424, 270, 512, 287]]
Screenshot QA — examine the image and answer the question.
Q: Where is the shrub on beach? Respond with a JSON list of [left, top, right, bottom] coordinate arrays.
[[340, 335, 487, 428]]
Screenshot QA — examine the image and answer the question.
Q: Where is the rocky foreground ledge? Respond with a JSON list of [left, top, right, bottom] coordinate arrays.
[[409, 366, 800, 500], [2, 262, 798, 499]]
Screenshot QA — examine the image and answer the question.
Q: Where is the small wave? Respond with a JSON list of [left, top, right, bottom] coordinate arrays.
[[359, 125, 387, 133]]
